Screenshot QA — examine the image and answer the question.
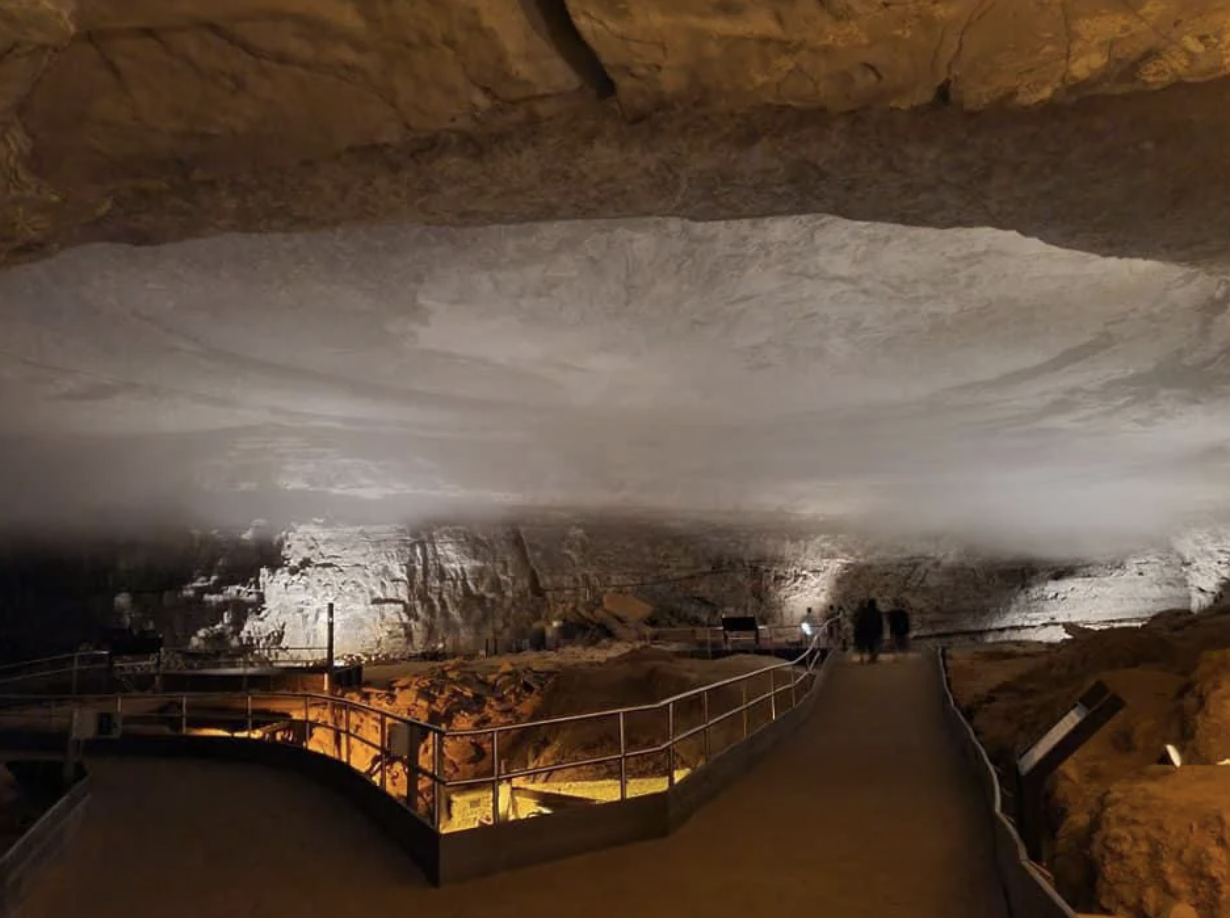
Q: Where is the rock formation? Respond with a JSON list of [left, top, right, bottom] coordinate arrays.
[[2, 520, 1227, 658], [5, 0, 1230, 267]]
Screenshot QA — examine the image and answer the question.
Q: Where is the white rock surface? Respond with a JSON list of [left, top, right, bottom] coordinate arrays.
[[196, 522, 1230, 655]]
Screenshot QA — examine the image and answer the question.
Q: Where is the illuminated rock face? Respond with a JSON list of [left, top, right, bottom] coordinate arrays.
[[203, 523, 1222, 655], [244, 523, 548, 657], [0, 521, 1224, 656]]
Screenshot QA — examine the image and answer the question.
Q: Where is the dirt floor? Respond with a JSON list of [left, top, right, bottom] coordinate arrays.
[[18, 655, 1009, 918], [948, 606, 1230, 918]]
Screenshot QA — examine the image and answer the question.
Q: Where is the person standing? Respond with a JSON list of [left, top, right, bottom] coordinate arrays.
[[853, 599, 885, 663], [887, 600, 912, 657]]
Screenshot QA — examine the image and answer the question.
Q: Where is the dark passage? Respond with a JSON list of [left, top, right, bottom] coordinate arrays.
[[521, 0, 616, 99]]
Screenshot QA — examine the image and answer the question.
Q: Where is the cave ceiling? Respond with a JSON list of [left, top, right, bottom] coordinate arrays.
[[2, 0, 1230, 555]]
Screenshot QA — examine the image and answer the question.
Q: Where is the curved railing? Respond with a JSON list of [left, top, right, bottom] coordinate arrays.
[[0, 630, 830, 835], [935, 648, 1078, 918]]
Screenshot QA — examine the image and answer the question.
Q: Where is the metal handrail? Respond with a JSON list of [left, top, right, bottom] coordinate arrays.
[[0, 651, 109, 673], [0, 688, 440, 735], [0, 615, 837, 834], [448, 623, 829, 739]]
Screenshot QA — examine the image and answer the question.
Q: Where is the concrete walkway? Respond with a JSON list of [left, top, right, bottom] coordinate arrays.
[[19, 655, 1009, 918]]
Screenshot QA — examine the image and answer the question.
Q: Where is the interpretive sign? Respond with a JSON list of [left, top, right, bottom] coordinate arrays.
[[1017, 703, 1089, 775], [1014, 680, 1124, 860]]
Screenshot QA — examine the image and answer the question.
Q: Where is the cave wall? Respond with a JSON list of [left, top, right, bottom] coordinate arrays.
[[0, 520, 1223, 658], [0, 523, 278, 657]]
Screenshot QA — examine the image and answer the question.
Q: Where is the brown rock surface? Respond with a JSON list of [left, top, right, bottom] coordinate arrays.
[[570, 0, 1230, 113], [948, 606, 1230, 916], [3, 1, 1230, 268], [1089, 769, 1230, 918]]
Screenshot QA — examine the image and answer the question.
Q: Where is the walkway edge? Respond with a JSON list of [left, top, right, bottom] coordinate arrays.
[[438, 645, 838, 883], [0, 649, 838, 886], [934, 649, 1078, 918], [0, 765, 90, 917]]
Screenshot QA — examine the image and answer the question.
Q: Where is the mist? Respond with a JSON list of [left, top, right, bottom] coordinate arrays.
[[1, 213, 1228, 556]]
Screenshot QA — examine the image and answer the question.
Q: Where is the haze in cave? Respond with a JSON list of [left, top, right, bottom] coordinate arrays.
[[1, 215, 1228, 558]]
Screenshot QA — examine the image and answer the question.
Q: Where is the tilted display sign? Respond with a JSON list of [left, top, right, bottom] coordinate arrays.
[[1014, 680, 1125, 862]]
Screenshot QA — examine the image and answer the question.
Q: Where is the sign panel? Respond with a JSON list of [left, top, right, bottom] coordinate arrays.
[[1017, 702, 1088, 775]]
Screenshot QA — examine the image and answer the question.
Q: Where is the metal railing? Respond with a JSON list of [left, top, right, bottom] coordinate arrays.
[[158, 645, 330, 670], [0, 631, 829, 836], [0, 645, 337, 695], [650, 623, 816, 648], [0, 652, 111, 694]]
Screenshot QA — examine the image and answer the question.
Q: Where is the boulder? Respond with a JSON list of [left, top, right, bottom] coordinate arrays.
[[1182, 649, 1230, 764], [1089, 768, 1230, 918]]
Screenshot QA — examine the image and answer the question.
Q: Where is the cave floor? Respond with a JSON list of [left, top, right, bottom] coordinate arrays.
[[18, 655, 1008, 918]]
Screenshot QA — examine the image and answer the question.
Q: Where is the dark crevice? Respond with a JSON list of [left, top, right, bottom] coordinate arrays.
[[519, 0, 616, 100], [513, 527, 547, 599]]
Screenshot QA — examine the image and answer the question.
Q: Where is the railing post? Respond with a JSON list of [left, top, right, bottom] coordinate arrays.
[[769, 670, 777, 721], [738, 679, 747, 738], [344, 704, 351, 767], [302, 696, 309, 746], [491, 729, 500, 824], [181, 695, 188, 734], [790, 667, 797, 709], [433, 731, 444, 830], [379, 714, 387, 791], [246, 695, 253, 734], [618, 711, 627, 801], [702, 689, 710, 763], [667, 701, 676, 788]]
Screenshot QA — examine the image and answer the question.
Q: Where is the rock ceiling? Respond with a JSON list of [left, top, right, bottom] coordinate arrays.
[[5, 0, 1230, 266], [3, 0, 1230, 558]]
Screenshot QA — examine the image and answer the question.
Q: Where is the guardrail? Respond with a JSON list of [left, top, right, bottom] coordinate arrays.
[[0, 634, 825, 832], [0, 630, 833, 883], [161, 646, 330, 669], [935, 648, 1078, 918], [0, 652, 111, 695], [0, 646, 337, 696], [650, 623, 818, 649]]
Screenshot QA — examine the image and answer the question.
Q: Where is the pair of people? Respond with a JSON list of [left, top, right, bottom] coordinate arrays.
[[852, 598, 911, 663]]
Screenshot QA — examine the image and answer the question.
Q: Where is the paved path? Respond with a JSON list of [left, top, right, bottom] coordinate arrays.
[[19, 655, 1009, 918]]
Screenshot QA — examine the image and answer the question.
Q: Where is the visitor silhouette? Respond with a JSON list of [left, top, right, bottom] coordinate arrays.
[[887, 601, 911, 657], [853, 599, 884, 663]]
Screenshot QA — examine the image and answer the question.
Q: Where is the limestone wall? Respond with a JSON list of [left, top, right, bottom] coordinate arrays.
[[1, 520, 1225, 658]]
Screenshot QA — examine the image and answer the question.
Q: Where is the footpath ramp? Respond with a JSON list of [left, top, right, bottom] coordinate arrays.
[[18, 655, 1009, 918]]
